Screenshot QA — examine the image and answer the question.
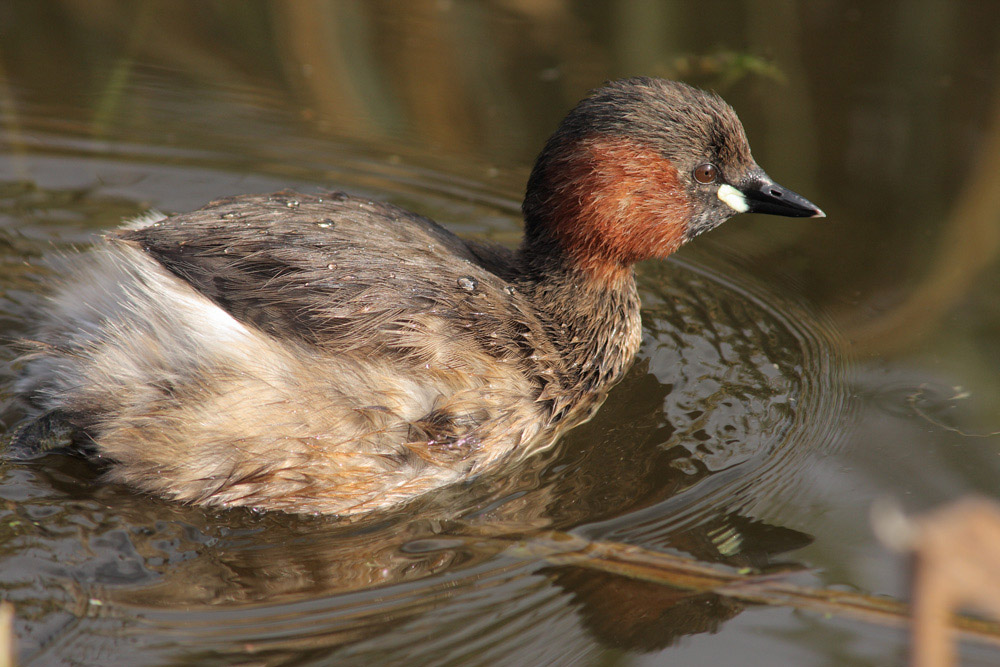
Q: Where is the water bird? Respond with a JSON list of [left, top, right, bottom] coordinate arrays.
[[13, 78, 823, 515]]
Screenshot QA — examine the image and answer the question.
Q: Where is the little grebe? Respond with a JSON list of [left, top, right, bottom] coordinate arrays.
[[14, 78, 823, 515]]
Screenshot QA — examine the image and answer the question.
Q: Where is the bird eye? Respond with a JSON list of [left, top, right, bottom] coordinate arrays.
[[693, 163, 718, 184]]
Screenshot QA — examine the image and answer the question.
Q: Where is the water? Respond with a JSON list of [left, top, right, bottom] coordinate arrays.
[[2, 2, 1000, 665]]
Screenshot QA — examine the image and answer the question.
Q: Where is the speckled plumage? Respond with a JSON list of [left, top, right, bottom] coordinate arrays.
[[13, 78, 822, 515]]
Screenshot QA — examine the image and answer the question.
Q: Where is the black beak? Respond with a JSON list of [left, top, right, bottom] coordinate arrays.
[[740, 175, 825, 218]]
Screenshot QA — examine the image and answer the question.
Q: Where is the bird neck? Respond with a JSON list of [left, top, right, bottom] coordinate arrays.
[[517, 245, 643, 397], [515, 133, 690, 395]]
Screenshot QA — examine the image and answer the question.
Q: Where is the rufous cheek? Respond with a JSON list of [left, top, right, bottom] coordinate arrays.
[[542, 136, 693, 283]]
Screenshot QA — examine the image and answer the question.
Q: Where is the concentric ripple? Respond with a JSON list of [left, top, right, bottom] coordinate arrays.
[[575, 247, 853, 545]]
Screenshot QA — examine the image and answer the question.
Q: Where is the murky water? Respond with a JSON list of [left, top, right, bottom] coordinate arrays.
[[1, 2, 1000, 665]]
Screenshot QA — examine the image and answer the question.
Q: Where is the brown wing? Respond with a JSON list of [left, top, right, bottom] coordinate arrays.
[[117, 191, 546, 369]]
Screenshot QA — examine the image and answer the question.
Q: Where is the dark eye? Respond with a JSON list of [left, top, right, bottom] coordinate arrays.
[[694, 163, 718, 184]]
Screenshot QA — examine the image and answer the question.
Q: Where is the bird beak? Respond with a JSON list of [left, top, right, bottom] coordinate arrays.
[[734, 174, 825, 218]]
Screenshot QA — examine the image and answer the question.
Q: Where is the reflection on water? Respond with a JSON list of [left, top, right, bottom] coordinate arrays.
[[3, 1, 1000, 665]]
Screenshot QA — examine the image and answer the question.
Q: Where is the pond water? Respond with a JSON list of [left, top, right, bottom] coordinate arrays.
[[2, 2, 1000, 665]]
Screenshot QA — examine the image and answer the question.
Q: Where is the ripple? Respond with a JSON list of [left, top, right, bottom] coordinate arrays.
[[561, 245, 853, 547], [0, 133, 852, 664]]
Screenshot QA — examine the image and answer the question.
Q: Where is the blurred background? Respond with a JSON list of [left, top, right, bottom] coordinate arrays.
[[1, 1, 1000, 665]]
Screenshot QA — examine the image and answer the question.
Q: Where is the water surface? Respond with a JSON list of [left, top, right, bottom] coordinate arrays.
[[2, 2, 1000, 665]]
